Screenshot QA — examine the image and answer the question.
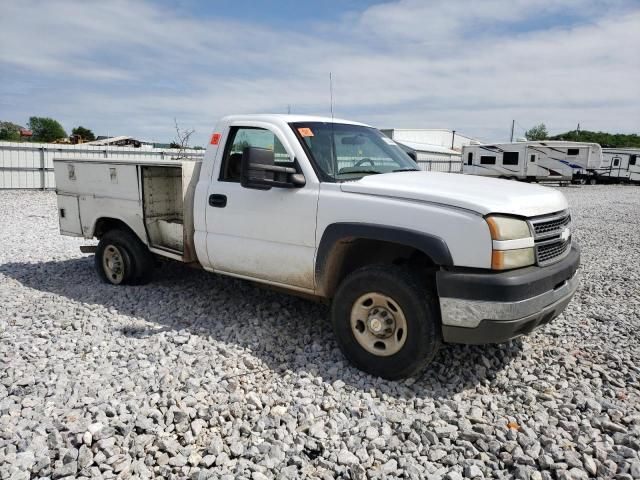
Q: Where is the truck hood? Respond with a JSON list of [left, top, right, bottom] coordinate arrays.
[[340, 171, 568, 217]]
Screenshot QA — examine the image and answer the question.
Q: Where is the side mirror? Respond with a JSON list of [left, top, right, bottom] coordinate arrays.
[[240, 147, 306, 190]]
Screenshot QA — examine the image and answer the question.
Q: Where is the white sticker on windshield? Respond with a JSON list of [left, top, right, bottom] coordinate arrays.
[[382, 137, 396, 145]]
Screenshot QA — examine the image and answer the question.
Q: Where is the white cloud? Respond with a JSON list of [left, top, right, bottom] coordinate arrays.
[[0, 0, 637, 144]]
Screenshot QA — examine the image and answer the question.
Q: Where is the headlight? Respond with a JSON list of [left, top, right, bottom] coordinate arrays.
[[486, 215, 535, 270], [486, 215, 531, 240]]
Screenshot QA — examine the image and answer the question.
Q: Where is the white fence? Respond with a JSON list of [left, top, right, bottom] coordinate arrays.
[[416, 158, 462, 173], [0, 142, 205, 189], [1, 143, 461, 189]]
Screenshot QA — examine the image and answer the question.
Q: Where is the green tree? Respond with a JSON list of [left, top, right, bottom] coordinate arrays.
[[549, 130, 640, 148], [525, 123, 548, 141], [28, 116, 67, 143], [71, 126, 96, 141], [0, 121, 21, 141]]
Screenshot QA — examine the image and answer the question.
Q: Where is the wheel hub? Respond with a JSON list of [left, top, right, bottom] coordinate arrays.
[[103, 245, 125, 284], [350, 293, 408, 357], [367, 307, 395, 337]]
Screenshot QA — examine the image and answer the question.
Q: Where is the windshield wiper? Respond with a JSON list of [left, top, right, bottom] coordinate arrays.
[[391, 168, 419, 172], [338, 169, 382, 175]]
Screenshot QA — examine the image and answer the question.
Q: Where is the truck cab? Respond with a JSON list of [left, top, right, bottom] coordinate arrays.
[[55, 114, 580, 379]]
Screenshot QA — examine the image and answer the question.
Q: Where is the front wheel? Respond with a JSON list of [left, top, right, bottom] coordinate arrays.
[[331, 265, 441, 379]]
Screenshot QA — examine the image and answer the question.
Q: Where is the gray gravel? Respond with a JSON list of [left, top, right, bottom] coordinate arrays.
[[1, 186, 639, 479]]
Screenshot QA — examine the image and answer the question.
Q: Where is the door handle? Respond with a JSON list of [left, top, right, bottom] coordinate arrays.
[[208, 194, 227, 208]]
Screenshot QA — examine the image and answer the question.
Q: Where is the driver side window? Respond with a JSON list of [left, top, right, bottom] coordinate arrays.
[[220, 127, 290, 182]]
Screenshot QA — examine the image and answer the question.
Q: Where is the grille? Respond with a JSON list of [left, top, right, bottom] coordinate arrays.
[[529, 211, 572, 266], [537, 237, 571, 264], [533, 214, 571, 236]]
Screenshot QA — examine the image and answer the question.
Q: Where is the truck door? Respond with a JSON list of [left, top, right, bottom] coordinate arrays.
[[205, 125, 318, 291]]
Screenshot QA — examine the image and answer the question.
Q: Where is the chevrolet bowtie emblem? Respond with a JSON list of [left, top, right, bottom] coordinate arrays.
[[560, 228, 570, 242]]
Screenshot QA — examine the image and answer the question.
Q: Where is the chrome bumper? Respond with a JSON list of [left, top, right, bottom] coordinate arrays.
[[440, 271, 579, 328]]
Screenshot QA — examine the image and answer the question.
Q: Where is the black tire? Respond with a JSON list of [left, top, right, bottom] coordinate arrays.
[[331, 265, 441, 380], [589, 178, 597, 185], [95, 229, 154, 285]]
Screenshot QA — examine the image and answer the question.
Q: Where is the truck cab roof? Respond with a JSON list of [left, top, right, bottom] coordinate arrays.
[[219, 114, 371, 127]]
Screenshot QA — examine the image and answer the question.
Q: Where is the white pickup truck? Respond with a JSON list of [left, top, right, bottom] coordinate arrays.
[[54, 114, 580, 379]]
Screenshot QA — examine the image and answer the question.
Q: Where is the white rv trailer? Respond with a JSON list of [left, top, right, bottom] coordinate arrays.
[[462, 141, 602, 183], [592, 148, 640, 183]]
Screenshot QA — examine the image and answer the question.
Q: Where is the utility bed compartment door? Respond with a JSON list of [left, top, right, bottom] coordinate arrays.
[[57, 194, 82, 236]]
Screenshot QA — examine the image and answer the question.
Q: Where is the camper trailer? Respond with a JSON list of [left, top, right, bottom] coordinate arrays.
[[462, 141, 602, 183], [592, 148, 640, 184]]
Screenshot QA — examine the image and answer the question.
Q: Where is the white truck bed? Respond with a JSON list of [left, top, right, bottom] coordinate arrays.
[[54, 157, 202, 262]]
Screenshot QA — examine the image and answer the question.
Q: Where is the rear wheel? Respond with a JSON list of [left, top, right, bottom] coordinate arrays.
[[331, 265, 441, 379], [96, 229, 154, 285], [100, 243, 129, 284]]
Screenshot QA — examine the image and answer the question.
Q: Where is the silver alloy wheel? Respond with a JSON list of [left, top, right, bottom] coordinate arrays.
[[350, 292, 408, 357], [102, 245, 125, 284]]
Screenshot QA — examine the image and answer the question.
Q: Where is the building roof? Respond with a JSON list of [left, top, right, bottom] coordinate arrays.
[[385, 128, 459, 134], [84, 136, 140, 146], [395, 140, 460, 155], [382, 128, 478, 141]]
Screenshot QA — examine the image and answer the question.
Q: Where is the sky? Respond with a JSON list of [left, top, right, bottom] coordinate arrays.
[[0, 0, 638, 146]]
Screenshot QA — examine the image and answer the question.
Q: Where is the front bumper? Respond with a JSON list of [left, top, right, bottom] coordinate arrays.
[[437, 245, 580, 344]]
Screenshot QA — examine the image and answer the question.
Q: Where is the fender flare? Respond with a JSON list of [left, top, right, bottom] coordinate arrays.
[[315, 222, 453, 293]]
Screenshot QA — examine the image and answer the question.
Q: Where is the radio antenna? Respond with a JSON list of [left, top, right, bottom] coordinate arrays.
[[329, 72, 334, 121], [329, 72, 336, 175]]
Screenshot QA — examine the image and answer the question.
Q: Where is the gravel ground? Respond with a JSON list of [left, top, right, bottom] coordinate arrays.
[[1, 186, 639, 480]]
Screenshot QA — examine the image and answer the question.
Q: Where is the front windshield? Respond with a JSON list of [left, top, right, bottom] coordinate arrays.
[[290, 122, 418, 182]]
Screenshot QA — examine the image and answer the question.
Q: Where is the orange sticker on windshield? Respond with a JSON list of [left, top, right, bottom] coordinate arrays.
[[210, 133, 221, 145], [298, 127, 314, 137]]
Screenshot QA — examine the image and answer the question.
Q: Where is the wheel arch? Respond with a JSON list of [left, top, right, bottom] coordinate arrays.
[[93, 217, 147, 245], [315, 223, 452, 298]]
